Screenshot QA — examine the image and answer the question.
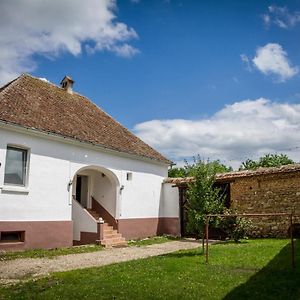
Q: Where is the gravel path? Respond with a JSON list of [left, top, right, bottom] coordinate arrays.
[[0, 240, 202, 284]]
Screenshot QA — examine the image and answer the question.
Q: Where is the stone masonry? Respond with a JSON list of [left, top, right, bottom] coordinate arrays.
[[229, 172, 300, 237]]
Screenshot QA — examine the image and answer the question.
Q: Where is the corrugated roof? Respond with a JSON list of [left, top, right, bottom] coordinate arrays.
[[164, 163, 300, 185], [0, 74, 170, 164]]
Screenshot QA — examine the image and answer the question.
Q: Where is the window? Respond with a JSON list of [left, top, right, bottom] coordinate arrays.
[[4, 146, 28, 186], [0, 231, 25, 243]]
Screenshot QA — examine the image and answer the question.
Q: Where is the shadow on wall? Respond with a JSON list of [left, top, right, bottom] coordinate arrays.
[[223, 239, 300, 300]]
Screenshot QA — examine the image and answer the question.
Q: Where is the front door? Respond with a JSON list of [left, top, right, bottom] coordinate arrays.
[[76, 175, 89, 208]]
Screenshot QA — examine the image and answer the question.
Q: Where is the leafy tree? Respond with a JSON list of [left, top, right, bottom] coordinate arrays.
[[239, 154, 294, 171], [186, 158, 225, 240], [168, 167, 187, 178], [168, 156, 232, 178]]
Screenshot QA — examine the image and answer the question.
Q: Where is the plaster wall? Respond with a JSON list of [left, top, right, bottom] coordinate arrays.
[[0, 126, 169, 222]]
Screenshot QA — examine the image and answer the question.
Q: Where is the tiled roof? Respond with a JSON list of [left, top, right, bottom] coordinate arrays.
[[164, 177, 194, 185], [164, 163, 300, 185], [215, 163, 300, 181], [0, 74, 170, 164]]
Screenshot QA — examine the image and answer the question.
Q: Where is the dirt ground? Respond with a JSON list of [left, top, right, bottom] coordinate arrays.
[[0, 240, 202, 285]]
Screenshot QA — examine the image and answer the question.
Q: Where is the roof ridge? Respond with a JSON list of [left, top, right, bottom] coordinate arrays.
[[0, 74, 171, 164], [24, 74, 167, 160], [0, 73, 26, 95]]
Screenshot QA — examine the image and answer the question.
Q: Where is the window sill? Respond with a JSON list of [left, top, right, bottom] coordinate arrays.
[[0, 186, 29, 194], [0, 241, 24, 245]]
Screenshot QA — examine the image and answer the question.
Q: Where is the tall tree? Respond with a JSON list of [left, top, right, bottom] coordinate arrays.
[[186, 158, 225, 240]]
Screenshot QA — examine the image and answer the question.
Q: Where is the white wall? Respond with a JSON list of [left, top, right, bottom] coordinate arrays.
[[160, 183, 179, 217], [91, 170, 116, 217], [72, 199, 97, 240], [0, 126, 170, 222]]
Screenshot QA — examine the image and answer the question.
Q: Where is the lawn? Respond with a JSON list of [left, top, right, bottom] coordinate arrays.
[[0, 236, 176, 261], [128, 235, 179, 246], [0, 239, 299, 300], [0, 244, 103, 261]]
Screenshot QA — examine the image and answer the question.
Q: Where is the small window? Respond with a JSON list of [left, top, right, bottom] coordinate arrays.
[[126, 172, 132, 181], [0, 231, 25, 243], [4, 146, 28, 186]]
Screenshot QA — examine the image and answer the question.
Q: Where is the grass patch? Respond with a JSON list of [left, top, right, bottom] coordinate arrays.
[[128, 235, 179, 247], [0, 244, 103, 261], [0, 239, 299, 299]]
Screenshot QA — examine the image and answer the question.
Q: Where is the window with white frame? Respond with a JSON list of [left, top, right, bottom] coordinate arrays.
[[4, 146, 29, 186]]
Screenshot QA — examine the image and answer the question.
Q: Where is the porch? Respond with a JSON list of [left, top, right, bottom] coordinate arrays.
[[71, 166, 126, 247]]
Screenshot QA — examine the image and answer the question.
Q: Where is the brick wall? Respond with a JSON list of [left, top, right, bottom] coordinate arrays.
[[229, 173, 300, 237]]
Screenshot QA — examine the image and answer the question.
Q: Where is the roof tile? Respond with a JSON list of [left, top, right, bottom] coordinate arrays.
[[0, 74, 170, 164]]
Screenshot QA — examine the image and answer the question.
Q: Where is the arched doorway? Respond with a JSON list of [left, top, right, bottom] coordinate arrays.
[[71, 166, 120, 244]]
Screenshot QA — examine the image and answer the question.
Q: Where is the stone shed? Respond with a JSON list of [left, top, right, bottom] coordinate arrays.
[[165, 164, 300, 237]]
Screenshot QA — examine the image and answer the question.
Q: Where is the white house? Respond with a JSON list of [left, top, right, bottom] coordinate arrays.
[[0, 74, 179, 251]]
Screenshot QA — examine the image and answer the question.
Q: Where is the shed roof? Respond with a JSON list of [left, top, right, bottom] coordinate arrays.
[[0, 74, 170, 164]]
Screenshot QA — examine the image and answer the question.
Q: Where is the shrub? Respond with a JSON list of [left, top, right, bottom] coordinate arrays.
[[220, 210, 253, 242]]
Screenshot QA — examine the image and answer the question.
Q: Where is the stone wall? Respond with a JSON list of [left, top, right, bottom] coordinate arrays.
[[230, 172, 300, 237]]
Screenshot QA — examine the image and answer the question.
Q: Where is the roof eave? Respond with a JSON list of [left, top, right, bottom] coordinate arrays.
[[0, 120, 171, 166]]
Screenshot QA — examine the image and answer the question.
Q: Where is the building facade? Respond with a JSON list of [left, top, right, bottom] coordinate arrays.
[[0, 74, 180, 251]]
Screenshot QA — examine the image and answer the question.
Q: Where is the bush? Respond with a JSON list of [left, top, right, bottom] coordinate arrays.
[[220, 210, 253, 242]]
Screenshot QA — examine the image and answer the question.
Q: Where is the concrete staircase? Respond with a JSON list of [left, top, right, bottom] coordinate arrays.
[[86, 209, 127, 247]]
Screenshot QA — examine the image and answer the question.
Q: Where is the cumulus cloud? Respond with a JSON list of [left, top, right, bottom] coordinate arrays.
[[252, 43, 298, 82], [134, 99, 300, 168], [0, 0, 139, 85], [263, 5, 300, 29], [241, 43, 298, 82]]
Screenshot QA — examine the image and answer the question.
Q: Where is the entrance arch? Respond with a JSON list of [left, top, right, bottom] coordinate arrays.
[[72, 165, 120, 222]]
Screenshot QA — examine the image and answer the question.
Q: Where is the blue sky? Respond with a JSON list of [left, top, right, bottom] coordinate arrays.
[[1, 0, 300, 168]]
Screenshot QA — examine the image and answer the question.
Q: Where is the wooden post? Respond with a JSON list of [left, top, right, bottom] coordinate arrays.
[[290, 214, 295, 269], [205, 216, 209, 264]]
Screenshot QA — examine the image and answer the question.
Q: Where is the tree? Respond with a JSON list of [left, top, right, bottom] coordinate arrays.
[[186, 158, 225, 241], [239, 154, 294, 170], [168, 157, 232, 178], [168, 167, 187, 178]]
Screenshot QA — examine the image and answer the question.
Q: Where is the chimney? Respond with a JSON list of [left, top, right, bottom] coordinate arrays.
[[60, 76, 74, 94]]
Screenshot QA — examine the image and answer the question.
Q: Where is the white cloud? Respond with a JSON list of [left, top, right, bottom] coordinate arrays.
[[39, 77, 50, 83], [263, 5, 300, 29], [134, 98, 300, 168], [252, 43, 298, 82], [0, 0, 139, 85]]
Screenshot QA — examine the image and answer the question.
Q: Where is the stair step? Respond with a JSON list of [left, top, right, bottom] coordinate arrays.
[[98, 240, 127, 248], [103, 230, 114, 235], [103, 224, 113, 229], [103, 233, 122, 239], [101, 238, 127, 246], [84, 207, 126, 247], [101, 237, 126, 243]]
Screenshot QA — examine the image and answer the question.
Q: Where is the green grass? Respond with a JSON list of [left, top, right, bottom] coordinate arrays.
[[0, 235, 177, 261], [128, 235, 179, 246], [0, 244, 103, 261], [0, 239, 299, 299]]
